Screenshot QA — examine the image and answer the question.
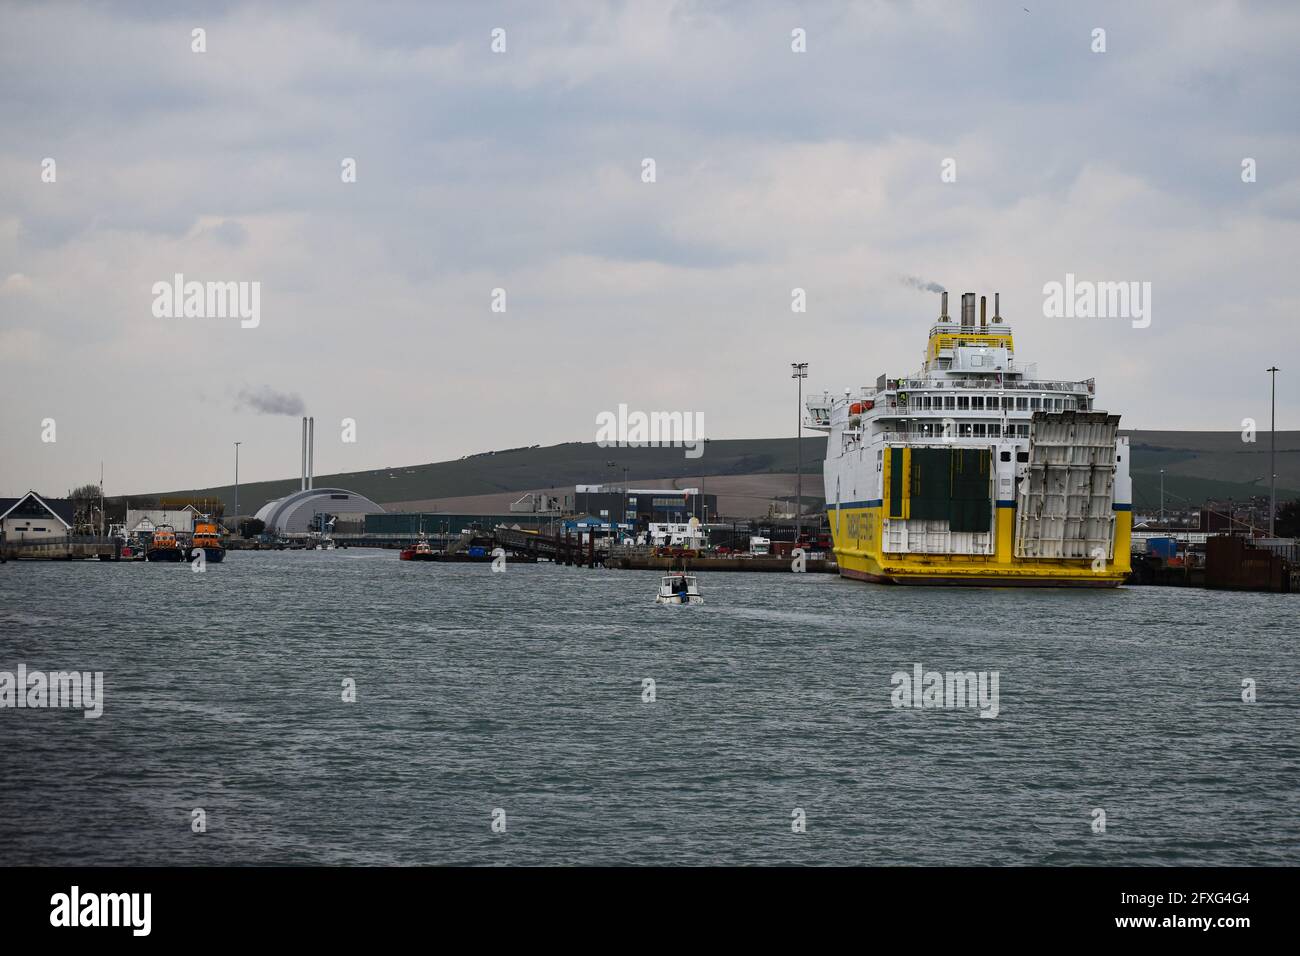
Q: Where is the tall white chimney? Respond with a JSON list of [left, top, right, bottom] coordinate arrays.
[[308, 416, 314, 490], [301, 417, 307, 491]]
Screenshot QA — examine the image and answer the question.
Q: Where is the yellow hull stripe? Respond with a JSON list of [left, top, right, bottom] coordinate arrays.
[[829, 503, 1132, 585]]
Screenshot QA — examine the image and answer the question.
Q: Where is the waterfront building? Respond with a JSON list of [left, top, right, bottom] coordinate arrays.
[[0, 492, 75, 542]]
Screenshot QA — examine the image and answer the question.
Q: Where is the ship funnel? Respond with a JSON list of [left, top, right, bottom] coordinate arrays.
[[308, 416, 315, 490], [940, 291, 950, 322], [980, 294, 987, 329], [960, 292, 976, 328], [301, 417, 308, 491], [993, 292, 1002, 323]]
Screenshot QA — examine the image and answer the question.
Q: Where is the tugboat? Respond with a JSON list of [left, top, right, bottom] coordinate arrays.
[[399, 532, 437, 561], [655, 572, 704, 605], [145, 524, 185, 562], [191, 517, 225, 563]]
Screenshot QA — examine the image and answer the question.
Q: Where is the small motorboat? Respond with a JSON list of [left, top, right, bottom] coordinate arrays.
[[655, 572, 703, 605], [399, 533, 437, 561]]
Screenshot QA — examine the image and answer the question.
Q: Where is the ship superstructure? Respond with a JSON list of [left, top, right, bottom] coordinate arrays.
[[806, 291, 1131, 586]]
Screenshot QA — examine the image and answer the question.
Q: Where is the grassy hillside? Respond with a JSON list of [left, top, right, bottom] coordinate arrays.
[[143, 438, 827, 516], [144, 431, 1300, 518]]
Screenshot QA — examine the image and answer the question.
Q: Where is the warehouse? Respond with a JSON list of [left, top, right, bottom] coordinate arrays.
[[254, 488, 386, 534]]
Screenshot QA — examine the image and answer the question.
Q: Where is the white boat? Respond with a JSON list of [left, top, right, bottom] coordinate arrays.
[[655, 573, 704, 605]]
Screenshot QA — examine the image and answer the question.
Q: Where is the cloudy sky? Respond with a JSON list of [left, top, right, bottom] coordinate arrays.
[[2, 0, 1297, 496]]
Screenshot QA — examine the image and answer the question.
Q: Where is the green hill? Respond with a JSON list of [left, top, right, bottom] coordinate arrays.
[[142, 438, 827, 516], [144, 431, 1300, 518]]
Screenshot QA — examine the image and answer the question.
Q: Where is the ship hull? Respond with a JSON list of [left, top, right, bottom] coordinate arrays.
[[145, 548, 184, 562], [828, 501, 1132, 588], [198, 547, 224, 563]]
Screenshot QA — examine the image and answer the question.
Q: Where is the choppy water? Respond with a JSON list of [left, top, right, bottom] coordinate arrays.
[[1, 550, 1297, 866]]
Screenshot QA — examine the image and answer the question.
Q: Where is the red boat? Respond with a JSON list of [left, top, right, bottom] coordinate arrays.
[[400, 533, 436, 561]]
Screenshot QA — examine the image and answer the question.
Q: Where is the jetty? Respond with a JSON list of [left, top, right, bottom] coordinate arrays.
[[1, 535, 121, 561]]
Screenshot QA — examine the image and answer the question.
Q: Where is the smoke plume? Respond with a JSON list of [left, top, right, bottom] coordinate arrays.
[[236, 385, 305, 416], [900, 275, 947, 294]]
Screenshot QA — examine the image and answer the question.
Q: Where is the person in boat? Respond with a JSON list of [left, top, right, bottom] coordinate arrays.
[[673, 574, 688, 595]]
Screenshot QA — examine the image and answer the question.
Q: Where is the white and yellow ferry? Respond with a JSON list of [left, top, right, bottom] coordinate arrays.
[[806, 291, 1131, 587]]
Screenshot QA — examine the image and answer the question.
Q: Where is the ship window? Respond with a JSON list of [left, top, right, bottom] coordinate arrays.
[[973, 424, 986, 437], [944, 396, 955, 410], [1003, 396, 1014, 410], [1016, 397, 1028, 410], [957, 396, 970, 410], [959, 423, 973, 437], [989, 424, 1001, 437], [1000, 451, 1012, 462], [971, 396, 984, 410], [1017, 451, 1029, 462]]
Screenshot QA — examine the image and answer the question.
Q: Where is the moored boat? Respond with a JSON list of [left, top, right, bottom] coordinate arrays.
[[400, 533, 437, 561], [145, 525, 185, 562], [192, 517, 225, 563], [806, 291, 1131, 587]]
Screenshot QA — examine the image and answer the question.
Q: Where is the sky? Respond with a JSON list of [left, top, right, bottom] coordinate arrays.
[[1, 0, 1298, 497]]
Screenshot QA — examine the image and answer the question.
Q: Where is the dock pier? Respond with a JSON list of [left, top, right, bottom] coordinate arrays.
[[0, 535, 121, 561]]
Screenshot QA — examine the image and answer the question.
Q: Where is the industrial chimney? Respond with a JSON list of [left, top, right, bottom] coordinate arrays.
[[993, 292, 1002, 323], [960, 292, 976, 328], [940, 291, 950, 322], [308, 417, 314, 490], [300, 417, 308, 491], [980, 294, 987, 329]]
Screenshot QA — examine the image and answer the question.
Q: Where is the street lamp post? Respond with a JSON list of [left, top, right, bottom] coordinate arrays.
[[234, 442, 242, 533], [791, 362, 809, 543], [1159, 468, 1165, 528], [785, 366, 806, 546], [1267, 366, 1278, 536]]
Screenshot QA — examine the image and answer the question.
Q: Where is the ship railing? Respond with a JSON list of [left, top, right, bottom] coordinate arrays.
[[888, 378, 1091, 393], [878, 431, 1009, 444]]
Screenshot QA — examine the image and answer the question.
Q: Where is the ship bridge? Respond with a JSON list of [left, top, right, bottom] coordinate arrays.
[[923, 292, 1014, 374]]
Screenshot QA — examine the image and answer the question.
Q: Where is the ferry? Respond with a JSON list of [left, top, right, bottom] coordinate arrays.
[[806, 291, 1131, 587], [145, 524, 185, 562], [192, 517, 225, 563]]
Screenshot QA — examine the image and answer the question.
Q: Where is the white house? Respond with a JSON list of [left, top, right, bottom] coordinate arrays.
[[0, 491, 75, 542], [126, 507, 196, 536]]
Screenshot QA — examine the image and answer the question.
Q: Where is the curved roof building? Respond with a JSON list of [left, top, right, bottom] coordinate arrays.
[[254, 488, 386, 533]]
